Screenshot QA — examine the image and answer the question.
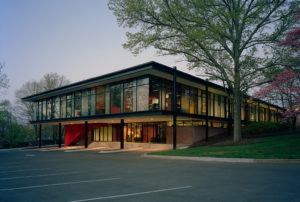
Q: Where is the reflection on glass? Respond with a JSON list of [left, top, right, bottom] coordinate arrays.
[[47, 99, 51, 120], [137, 85, 149, 111], [54, 97, 60, 119], [66, 94, 72, 118], [96, 86, 105, 115], [90, 88, 96, 116], [111, 85, 121, 113], [61, 96, 66, 118], [124, 81, 136, 112], [81, 90, 89, 116], [149, 78, 160, 111]]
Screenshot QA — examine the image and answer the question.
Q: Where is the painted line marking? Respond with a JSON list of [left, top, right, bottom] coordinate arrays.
[[69, 186, 192, 202], [0, 168, 50, 174], [0, 171, 79, 181], [0, 178, 120, 191]]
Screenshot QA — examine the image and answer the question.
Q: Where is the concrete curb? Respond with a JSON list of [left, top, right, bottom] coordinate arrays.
[[143, 154, 300, 164]]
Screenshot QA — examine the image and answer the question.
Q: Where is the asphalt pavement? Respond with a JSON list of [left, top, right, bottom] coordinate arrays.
[[0, 148, 299, 202]]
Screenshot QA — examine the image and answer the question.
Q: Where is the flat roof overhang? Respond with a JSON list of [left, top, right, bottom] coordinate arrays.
[[22, 61, 283, 110], [22, 61, 226, 102]]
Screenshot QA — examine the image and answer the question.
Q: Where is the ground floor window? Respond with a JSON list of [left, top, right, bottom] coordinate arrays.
[[93, 125, 113, 142], [92, 122, 167, 144], [125, 122, 166, 144]]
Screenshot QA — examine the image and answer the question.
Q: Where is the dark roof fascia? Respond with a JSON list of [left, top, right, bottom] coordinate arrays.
[[151, 63, 229, 93], [22, 60, 282, 110]]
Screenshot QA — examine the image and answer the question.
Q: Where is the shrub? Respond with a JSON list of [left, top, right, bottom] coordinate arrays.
[[242, 122, 292, 136]]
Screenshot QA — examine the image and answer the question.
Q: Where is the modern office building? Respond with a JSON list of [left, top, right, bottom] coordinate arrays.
[[23, 61, 282, 149]]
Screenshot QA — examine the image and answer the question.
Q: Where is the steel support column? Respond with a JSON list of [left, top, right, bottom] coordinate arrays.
[[205, 81, 209, 142], [120, 119, 124, 149], [173, 66, 177, 150], [58, 123, 62, 148], [84, 121, 88, 148]]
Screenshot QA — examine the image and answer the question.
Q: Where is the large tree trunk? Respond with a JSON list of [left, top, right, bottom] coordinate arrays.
[[233, 89, 242, 143]]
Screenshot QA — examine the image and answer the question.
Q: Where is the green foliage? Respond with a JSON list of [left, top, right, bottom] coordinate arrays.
[[108, 0, 296, 142], [151, 134, 300, 159], [242, 122, 292, 135], [0, 100, 35, 148]]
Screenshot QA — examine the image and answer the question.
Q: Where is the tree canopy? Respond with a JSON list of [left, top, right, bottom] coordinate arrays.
[[0, 63, 9, 90], [15, 73, 70, 123], [109, 0, 296, 142]]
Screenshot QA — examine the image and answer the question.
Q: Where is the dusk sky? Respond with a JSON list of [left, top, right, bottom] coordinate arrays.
[[1, 0, 191, 103]]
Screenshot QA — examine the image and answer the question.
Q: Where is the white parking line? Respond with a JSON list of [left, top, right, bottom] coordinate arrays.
[[0, 171, 79, 180], [0, 178, 120, 191], [69, 186, 192, 202], [0, 168, 50, 174]]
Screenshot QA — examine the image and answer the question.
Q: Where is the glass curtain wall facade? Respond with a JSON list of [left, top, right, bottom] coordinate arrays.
[[32, 75, 280, 123]]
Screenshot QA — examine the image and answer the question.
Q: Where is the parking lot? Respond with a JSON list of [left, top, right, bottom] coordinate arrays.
[[0, 148, 300, 202]]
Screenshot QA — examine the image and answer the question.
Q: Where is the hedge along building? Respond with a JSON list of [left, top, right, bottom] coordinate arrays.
[[23, 61, 282, 150]]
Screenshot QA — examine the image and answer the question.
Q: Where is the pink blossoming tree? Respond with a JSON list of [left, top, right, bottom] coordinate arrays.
[[252, 69, 300, 128], [253, 1, 300, 128], [278, 1, 300, 51]]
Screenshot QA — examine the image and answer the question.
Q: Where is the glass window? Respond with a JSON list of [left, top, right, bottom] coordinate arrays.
[[176, 84, 181, 111], [165, 80, 172, 111], [137, 77, 149, 85], [60, 95, 66, 118], [190, 87, 197, 114], [90, 88, 96, 116], [74, 92, 81, 117], [82, 89, 89, 116], [111, 84, 121, 113], [202, 91, 206, 115], [38, 101, 42, 121], [220, 96, 225, 118], [215, 94, 221, 117], [47, 99, 51, 120], [181, 86, 189, 113], [105, 86, 110, 114], [124, 81, 136, 112], [208, 93, 214, 116], [66, 94, 72, 118], [96, 86, 105, 115], [149, 78, 161, 111], [54, 96, 60, 119], [137, 83, 149, 111]]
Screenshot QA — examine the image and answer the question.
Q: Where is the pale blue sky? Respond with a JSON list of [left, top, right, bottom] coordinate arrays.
[[1, 0, 190, 102]]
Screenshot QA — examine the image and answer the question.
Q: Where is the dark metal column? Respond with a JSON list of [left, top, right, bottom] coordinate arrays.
[[205, 81, 209, 142], [39, 124, 42, 148], [84, 121, 88, 148], [120, 119, 124, 149], [58, 123, 62, 148], [173, 66, 177, 150]]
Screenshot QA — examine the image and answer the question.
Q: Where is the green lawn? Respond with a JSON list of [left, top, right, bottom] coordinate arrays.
[[150, 133, 300, 159]]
